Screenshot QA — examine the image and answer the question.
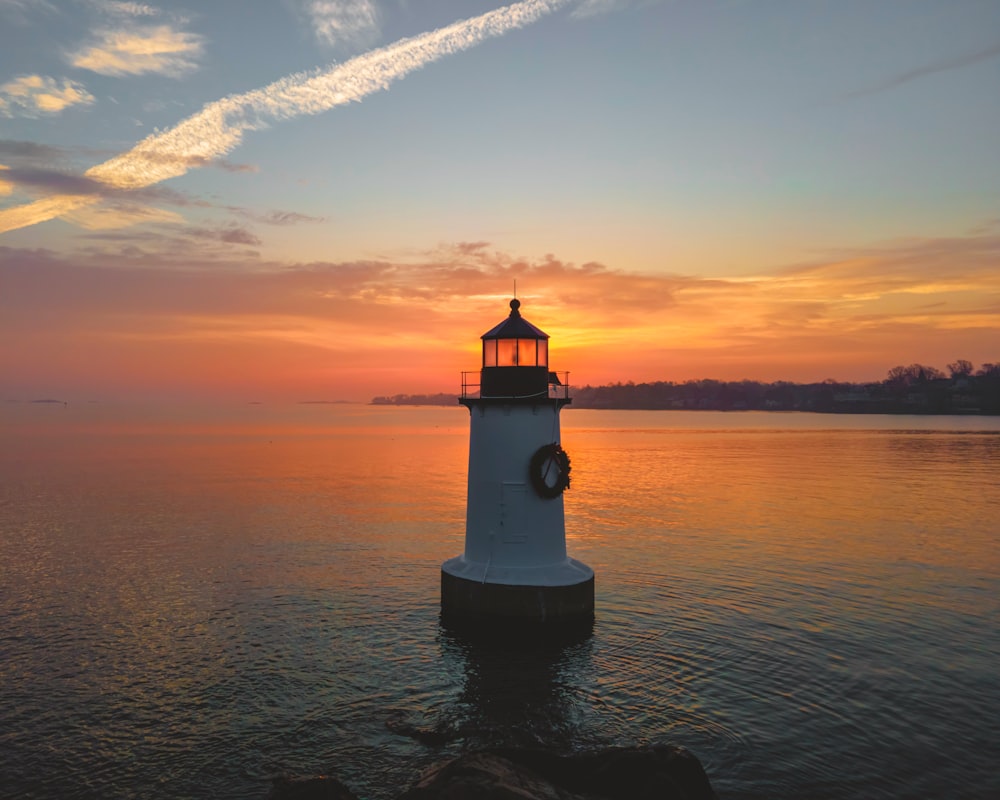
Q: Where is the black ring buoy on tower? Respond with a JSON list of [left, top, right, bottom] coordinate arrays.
[[529, 443, 571, 499]]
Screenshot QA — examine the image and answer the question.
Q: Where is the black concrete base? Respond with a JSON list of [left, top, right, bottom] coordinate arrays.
[[441, 570, 594, 624]]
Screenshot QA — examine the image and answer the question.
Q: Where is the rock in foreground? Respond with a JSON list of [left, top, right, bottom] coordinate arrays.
[[270, 744, 717, 800]]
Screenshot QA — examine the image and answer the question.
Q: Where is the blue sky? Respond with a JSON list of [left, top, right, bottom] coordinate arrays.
[[1, 0, 999, 400]]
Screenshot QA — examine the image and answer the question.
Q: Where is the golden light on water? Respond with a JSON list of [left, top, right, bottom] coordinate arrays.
[[3, 401, 1000, 798]]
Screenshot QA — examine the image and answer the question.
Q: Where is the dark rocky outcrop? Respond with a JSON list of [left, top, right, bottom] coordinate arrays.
[[269, 744, 716, 800]]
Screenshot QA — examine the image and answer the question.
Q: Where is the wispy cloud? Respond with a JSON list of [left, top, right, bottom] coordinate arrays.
[[848, 41, 1000, 98], [0, 160, 304, 236], [0, 139, 258, 223], [230, 208, 325, 226], [0, 0, 56, 23], [0, 164, 208, 206], [3, 230, 998, 398], [0, 0, 571, 234], [769, 234, 1000, 298], [70, 24, 204, 77], [63, 201, 185, 231], [207, 158, 257, 174], [93, 0, 160, 16], [304, 0, 379, 47], [0, 166, 120, 196], [148, 223, 263, 248], [571, 0, 625, 18], [0, 75, 95, 117], [65, 216, 263, 249], [0, 139, 68, 161]]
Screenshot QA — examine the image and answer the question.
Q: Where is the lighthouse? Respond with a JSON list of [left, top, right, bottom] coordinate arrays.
[[441, 299, 594, 623]]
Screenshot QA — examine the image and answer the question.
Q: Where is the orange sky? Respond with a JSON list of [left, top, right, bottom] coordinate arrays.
[[2, 2, 999, 403], [3, 234, 998, 402]]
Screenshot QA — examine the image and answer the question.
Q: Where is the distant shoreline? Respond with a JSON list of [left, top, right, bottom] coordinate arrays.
[[370, 401, 999, 416], [371, 371, 1000, 415]]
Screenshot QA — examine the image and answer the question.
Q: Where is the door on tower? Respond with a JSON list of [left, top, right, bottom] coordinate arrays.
[[500, 481, 527, 544]]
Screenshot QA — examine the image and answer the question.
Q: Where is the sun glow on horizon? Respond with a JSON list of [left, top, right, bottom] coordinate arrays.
[[1, 1, 998, 402], [3, 232, 996, 402]]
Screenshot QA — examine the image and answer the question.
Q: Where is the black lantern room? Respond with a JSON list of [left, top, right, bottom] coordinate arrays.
[[479, 298, 550, 398]]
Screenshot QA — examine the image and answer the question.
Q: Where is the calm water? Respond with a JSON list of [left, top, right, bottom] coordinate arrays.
[[2, 404, 999, 799]]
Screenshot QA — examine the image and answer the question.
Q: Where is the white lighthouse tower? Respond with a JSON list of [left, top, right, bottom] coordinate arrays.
[[441, 298, 594, 623]]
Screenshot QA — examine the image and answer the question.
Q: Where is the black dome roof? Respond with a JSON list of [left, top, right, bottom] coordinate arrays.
[[481, 299, 549, 340]]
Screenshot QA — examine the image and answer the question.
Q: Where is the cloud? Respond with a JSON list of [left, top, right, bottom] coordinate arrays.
[[0, 138, 171, 167], [848, 41, 1000, 98], [570, 0, 659, 18], [305, 0, 379, 47], [0, 165, 206, 206], [0, 0, 571, 234], [571, 0, 626, 18], [0, 156, 316, 233], [2, 231, 998, 399], [0, 240, 685, 332], [212, 159, 258, 174], [231, 208, 325, 226], [0, 75, 95, 117], [0, 196, 94, 230], [70, 24, 204, 77], [63, 202, 185, 230], [0, 161, 312, 233], [0, 139, 68, 160], [93, 0, 160, 16], [91, 222, 265, 247], [0, 166, 111, 196], [692, 232, 1000, 376], [0, 155, 254, 207], [770, 234, 1000, 299], [214, 225, 262, 246], [0, 0, 56, 23]]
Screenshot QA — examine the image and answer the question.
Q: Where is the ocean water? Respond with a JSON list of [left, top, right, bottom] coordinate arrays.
[[2, 403, 999, 799]]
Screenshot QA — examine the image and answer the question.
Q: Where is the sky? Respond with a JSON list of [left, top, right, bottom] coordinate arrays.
[[1, 0, 998, 402]]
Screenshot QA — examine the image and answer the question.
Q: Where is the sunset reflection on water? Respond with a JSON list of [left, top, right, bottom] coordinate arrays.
[[2, 403, 999, 799]]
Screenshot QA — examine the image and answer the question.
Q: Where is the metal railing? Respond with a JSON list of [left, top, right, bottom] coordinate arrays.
[[460, 371, 571, 400], [460, 371, 481, 398], [547, 371, 571, 400]]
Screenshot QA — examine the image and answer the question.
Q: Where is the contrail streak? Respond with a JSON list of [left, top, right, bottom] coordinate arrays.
[[846, 41, 1000, 98], [0, 0, 569, 234]]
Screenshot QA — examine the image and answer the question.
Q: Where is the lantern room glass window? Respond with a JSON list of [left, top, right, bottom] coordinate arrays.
[[483, 338, 549, 367], [497, 339, 517, 366], [483, 339, 497, 367]]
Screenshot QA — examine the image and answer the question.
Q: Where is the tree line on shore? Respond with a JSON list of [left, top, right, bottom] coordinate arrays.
[[372, 360, 1000, 414]]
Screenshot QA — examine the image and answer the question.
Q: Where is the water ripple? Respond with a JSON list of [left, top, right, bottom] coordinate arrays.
[[3, 411, 1000, 799]]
